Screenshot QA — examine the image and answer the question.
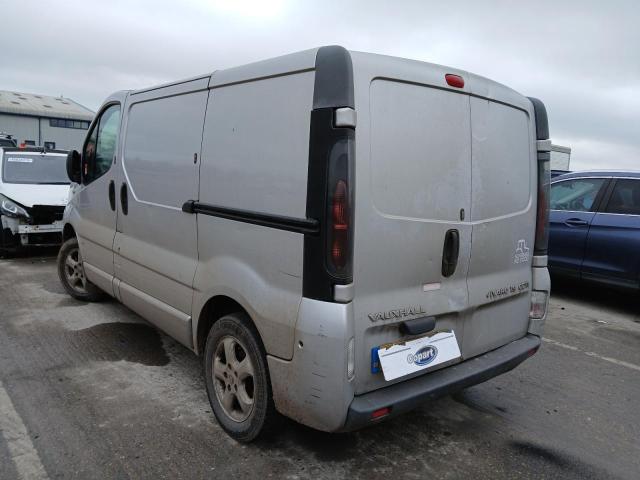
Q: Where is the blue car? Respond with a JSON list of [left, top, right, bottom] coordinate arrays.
[[548, 171, 640, 290]]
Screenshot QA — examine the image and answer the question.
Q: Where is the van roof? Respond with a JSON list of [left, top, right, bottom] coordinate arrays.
[[126, 46, 531, 112], [349, 50, 531, 112]]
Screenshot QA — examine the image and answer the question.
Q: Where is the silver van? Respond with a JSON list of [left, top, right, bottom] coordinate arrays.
[[58, 46, 551, 442]]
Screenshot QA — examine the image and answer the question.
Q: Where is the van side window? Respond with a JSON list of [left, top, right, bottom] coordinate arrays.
[[603, 179, 640, 215], [550, 178, 605, 212], [82, 104, 121, 184], [123, 92, 205, 207]]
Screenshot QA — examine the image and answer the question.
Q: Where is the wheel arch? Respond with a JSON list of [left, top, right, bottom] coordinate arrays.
[[195, 295, 264, 356], [62, 223, 76, 242]]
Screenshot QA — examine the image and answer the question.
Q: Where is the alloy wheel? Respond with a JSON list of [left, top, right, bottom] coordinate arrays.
[[212, 335, 256, 422]]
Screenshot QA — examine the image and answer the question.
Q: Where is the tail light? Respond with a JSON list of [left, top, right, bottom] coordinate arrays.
[[529, 290, 548, 319], [326, 138, 354, 278], [535, 144, 551, 255], [528, 97, 551, 256], [371, 407, 391, 420], [303, 105, 355, 302], [331, 180, 349, 268]]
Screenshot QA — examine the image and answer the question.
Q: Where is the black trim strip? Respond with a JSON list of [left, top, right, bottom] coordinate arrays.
[[528, 97, 551, 256], [302, 46, 355, 302], [182, 200, 319, 235], [593, 178, 614, 213], [313, 46, 354, 109], [595, 178, 617, 213], [527, 97, 549, 140]]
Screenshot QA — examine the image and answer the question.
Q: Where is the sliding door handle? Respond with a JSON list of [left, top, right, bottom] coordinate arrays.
[[120, 183, 128, 215], [108, 180, 116, 211]]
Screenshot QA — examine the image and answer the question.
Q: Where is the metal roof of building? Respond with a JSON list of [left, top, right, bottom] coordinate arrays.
[[0, 90, 94, 121]]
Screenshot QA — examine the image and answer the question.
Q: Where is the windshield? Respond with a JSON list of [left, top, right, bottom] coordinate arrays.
[[2, 153, 69, 184]]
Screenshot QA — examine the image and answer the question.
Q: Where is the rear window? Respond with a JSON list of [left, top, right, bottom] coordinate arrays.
[[2, 153, 69, 184]]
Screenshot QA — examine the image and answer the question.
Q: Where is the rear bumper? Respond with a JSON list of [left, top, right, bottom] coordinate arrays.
[[341, 334, 541, 431]]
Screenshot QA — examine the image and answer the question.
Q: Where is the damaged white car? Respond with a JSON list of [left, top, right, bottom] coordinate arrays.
[[0, 147, 69, 254]]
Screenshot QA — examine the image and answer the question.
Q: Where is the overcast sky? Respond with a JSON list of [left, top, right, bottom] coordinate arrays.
[[2, 0, 638, 170]]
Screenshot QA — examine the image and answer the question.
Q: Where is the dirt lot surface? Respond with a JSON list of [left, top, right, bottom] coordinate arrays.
[[1, 251, 638, 479]]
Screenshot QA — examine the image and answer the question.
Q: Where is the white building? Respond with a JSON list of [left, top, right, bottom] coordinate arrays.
[[0, 90, 94, 151], [550, 144, 571, 171]]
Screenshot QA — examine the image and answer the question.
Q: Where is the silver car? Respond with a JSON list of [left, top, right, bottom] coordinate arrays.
[[57, 46, 551, 442]]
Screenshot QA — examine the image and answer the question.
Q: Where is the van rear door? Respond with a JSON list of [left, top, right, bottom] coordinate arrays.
[[353, 78, 473, 394], [462, 97, 536, 358]]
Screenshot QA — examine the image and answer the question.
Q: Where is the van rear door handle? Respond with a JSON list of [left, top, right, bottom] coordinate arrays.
[[441, 229, 460, 277], [564, 218, 588, 227], [108, 180, 116, 211], [120, 183, 128, 215], [400, 316, 436, 336]]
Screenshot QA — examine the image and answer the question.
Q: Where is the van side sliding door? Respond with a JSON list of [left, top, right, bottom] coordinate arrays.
[[113, 78, 210, 348]]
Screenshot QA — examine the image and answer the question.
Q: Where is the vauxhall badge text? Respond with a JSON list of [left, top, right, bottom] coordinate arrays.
[[368, 306, 426, 322]]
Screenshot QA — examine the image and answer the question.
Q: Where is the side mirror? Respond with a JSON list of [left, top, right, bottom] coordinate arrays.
[[66, 150, 81, 184]]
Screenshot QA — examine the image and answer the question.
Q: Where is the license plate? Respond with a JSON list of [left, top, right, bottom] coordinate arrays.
[[377, 330, 461, 381]]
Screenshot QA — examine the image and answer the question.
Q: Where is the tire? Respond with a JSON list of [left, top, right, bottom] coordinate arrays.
[[204, 312, 278, 442], [57, 237, 104, 302]]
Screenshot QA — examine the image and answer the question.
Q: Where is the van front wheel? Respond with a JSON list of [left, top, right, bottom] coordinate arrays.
[[204, 312, 277, 442], [57, 237, 104, 302]]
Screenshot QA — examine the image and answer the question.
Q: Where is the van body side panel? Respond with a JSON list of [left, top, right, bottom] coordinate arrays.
[[267, 298, 354, 432], [113, 82, 208, 347], [193, 71, 314, 360], [118, 281, 193, 347]]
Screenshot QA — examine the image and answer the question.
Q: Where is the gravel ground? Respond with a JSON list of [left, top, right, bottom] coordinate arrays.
[[0, 251, 638, 479]]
